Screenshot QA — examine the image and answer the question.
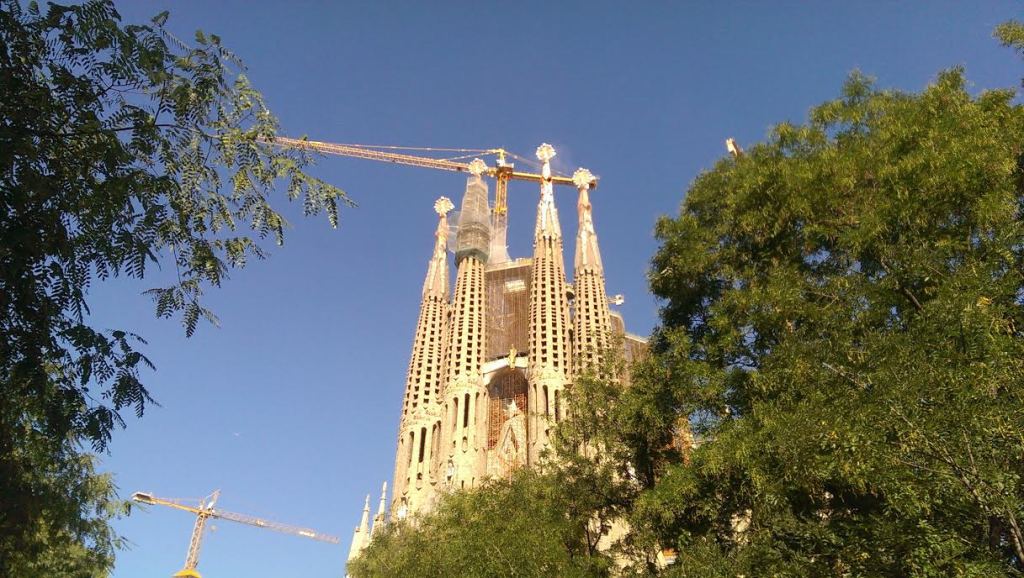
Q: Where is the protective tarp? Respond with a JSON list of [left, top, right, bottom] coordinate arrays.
[[489, 216, 510, 264], [454, 175, 491, 264]]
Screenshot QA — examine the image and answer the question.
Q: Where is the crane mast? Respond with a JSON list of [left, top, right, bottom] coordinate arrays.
[[132, 490, 338, 578]]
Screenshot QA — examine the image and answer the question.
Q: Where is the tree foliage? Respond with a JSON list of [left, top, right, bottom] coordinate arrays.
[[645, 66, 1024, 576], [995, 20, 1024, 59], [0, 1, 349, 573], [349, 469, 615, 578]]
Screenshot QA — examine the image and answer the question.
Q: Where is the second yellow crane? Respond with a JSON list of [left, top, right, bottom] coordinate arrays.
[[132, 490, 339, 578]]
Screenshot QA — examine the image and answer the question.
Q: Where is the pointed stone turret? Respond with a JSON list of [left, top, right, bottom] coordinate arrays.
[[391, 198, 453, 519], [440, 174, 491, 491], [422, 199, 453, 299], [533, 145, 563, 241], [370, 481, 388, 537], [346, 494, 371, 564], [572, 168, 613, 374], [527, 143, 573, 463]]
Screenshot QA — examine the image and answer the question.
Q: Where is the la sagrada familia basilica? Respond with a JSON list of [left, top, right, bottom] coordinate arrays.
[[347, 144, 647, 561]]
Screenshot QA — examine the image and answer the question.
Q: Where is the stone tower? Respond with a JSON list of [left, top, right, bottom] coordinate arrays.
[[526, 143, 573, 463], [349, 143, 649, 535], [390, 197, 452, 519], [439, 172, 491, 492], [345, 495, 370, 565], [571, 168, 613, 375], [347, 484, 389, 567]]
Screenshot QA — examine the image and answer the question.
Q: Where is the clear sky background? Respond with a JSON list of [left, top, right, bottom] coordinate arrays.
[[91, 2, 1023, 576]]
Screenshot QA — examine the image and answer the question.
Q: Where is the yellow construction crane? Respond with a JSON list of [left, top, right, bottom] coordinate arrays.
[[132, 490, 339, 578], [269, 137, 598, 262]]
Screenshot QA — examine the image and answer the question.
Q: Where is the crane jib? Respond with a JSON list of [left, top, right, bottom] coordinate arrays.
[[267, 136, 597, 190], [131, 489, 339, 576]]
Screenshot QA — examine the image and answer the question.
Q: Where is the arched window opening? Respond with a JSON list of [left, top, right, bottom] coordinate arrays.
[[430, 422, 441, 475], [418, 427, 426, 463], [408, 431, 415, 467], [463, 393, 470, 428], [452, 397, 459, 434]]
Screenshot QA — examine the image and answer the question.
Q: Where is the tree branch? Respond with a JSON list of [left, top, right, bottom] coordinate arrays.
[[20, 123, 183, 139]]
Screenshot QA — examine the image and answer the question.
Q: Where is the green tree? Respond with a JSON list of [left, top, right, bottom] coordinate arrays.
[[548, 346, 700, 572], [0, 1, 349, 573], [348, 468, 614, 577], [644, 59, 1024, 575]]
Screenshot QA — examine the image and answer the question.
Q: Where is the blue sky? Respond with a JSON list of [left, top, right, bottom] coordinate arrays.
[[93, 2, 1023, 576]]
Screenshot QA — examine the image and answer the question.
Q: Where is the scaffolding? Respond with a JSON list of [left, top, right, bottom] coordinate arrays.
[[482, 258, 533, 449], [485, 259, 532, 361]]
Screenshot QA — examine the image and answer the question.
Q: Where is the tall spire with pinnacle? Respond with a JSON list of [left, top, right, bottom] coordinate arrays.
[[391, 198, 453, 519], [572, 168, 613, 374], [439, 174, 491, 490], [347, 495, 371, 564], [527, 143, 573, 463], [370, 481, 388, 537]]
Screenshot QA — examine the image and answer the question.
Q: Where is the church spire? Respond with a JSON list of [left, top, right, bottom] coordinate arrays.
[[423, 197, 453, 298], [346, 494, 371, 564], [439, 175, 490, 490], [527, 143, 572, 464], [573, 168, 602, 272], [391, 199, 452, 520], [572, 168, 613, 374], [370, 481, 388, 537], [534, 143, 562, 241], [376, 481, 387, 516]]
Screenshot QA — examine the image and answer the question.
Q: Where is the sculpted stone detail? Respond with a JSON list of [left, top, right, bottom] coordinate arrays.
[[495, 400, 527, 477]]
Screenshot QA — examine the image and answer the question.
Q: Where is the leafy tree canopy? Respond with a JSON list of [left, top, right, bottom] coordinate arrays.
[[0, 0, 349, 573], [646, 61, 1024, 578], [349, 468, 614, 578]]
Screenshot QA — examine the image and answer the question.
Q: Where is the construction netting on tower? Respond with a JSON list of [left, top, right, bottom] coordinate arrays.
[[453, 175, 491, 264], [489, 211, 510, 264]]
